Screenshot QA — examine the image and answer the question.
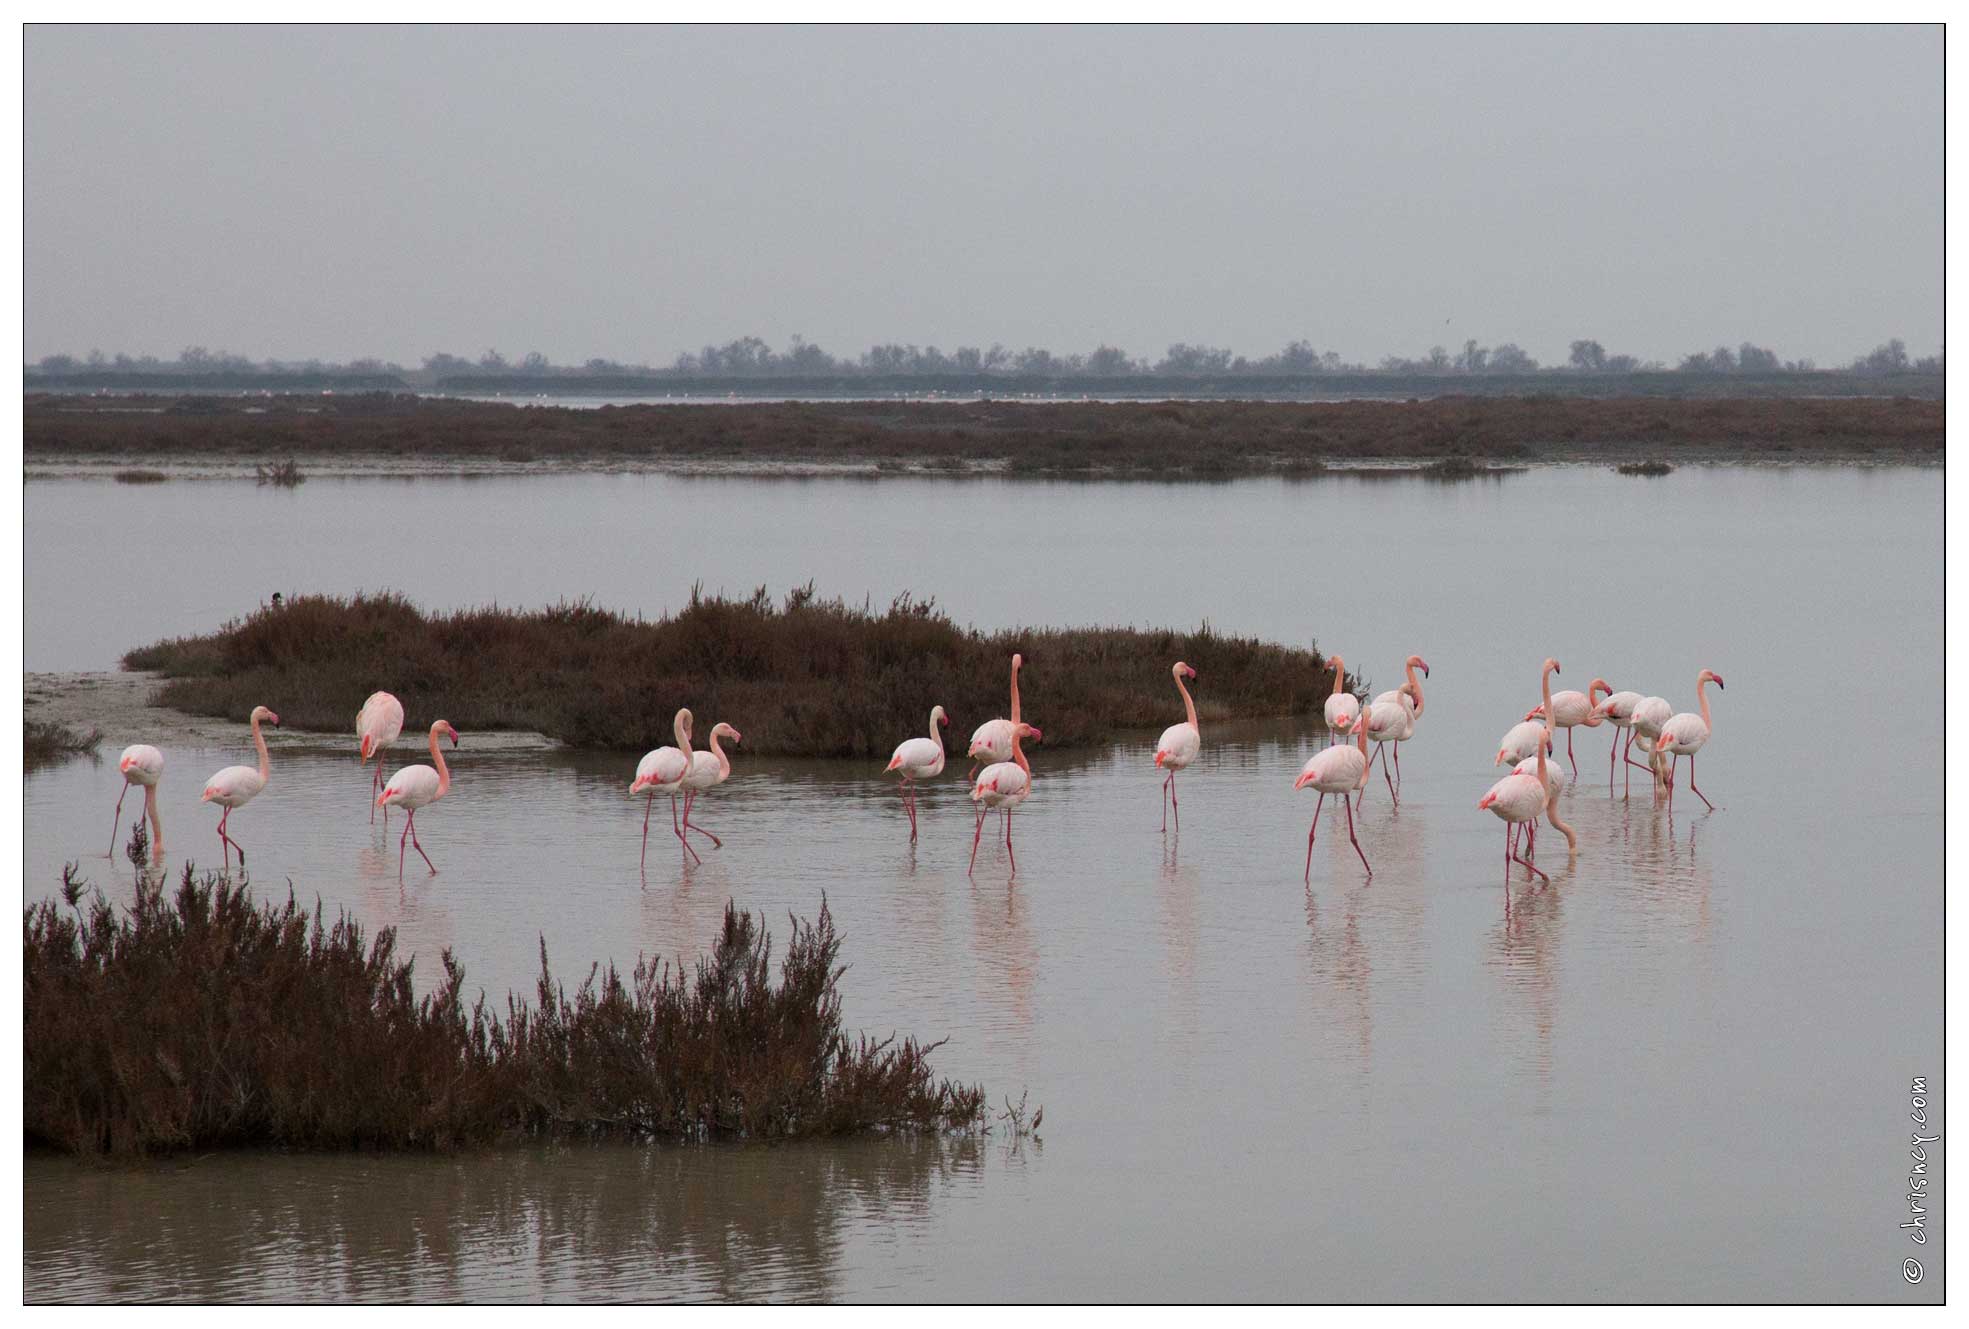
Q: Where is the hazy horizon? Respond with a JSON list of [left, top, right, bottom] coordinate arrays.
[[26, 24, 1942, 366]]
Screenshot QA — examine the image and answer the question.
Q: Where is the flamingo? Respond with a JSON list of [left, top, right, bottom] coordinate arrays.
[[680, 722, 741, 848], [1478, 721, 1576, 881], [200, 706, 278, 870], [885, 705, 949, 840], [1321, 654, 1360, 747], [1591, 689, 1645, 794], [1154, 661, 1200, 831], [377, 721, 461, 878], [1294, 712, 1371, 878], [357, 691, 405, 825], [630, 708, 698, 868], [967, 653, 1024, 780], [108, 744, 164, 859], [1364, 655, 1429, 797], [970, 721, 1041, 875], [1361, 689, 1415, 804], [1524, 673, 1609, 779], [1657, 670, 1725, 811], [1495, 719, 1554, 768], [1628, 695, 1675, 797]]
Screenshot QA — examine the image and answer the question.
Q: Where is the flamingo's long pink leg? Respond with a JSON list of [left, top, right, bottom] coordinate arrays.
[[218, 808, 247, 868], [1391, 742, 1402, 795], [407, 809, 437, 875], [683, 789, 724, 848], [1004, 809, 1017, 875], [108, 783, 129, 857], [1343, 794, 1369, 874], [1608, 729, 1618, 794], [1566, 727, 1578, 780], [968, 807, 987, 873], [370, 764, 380, 824], [672, 795, 701, 865], [640, 792, 655, 870], [1169, 771, 1179, 831], [1304, 791, 1325, 881], [1380, 747, 1398, 805], [398, 812, 412, 878], [1687, 755, 1715, 811], [216, 808, 230, 869]]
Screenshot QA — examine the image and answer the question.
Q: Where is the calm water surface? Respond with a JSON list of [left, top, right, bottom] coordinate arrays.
[[24, 467, 1943, 1301]]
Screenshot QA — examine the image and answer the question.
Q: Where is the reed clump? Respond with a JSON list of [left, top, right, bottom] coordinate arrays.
[[111, 468, 170, 484], [124, 587, 1346, 757], [25, 720, 100, 769], [1616, 459, 1675, 476], [26, 864, 985, 1155], [254, 458, 305, 487]]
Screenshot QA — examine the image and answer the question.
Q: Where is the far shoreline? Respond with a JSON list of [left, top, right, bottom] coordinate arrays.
[[25, 394, 1944, 480]]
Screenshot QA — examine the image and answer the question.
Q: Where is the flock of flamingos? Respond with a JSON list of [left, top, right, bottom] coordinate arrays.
[[102, 649, 1723, 884]]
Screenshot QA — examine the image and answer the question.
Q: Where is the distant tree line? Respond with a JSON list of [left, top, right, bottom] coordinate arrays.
[[28, 336, 1943, 382]]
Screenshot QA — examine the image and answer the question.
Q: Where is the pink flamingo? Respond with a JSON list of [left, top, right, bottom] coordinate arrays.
[[1657, 670, 1724, 811], [1627, 695, 1675, 798], [1321, 654, 1360, 747], [970, 720, 1040, 875], [1478, 721, 1576, 881], [886, 705, 949, 840], [1524, 673, 1609, 780], [377, 720, 460, 878], [200, 706, 278, 870], [680, 722, 741, 848], [357, 691, 405, 825], [1154, 661, 1200, 831], [1590, 688, 1645, 794], [967, 653, 1024, 780], [631, 708, 698, 868], [1364, 654, 1429, 797], [108, 744, 164, 858], [1294, 712, 1371, 878]]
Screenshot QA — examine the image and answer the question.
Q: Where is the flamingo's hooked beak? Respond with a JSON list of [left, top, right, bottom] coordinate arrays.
[[1418, 659, 1431, 678], [729, 729, 743, 745], [1185, 665, 1198, 679], [1026, 726, 1044, 743], [1712, 676, 1726, 690], [268, 713, 281, 727]]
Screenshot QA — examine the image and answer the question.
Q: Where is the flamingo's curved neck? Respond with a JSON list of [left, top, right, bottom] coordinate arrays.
[[429, 725, 452, 798], [1012, 731, 1030, 779], [1697, 675, 1714, 730], [1174, 669, 1198, 730], [1355, 720, 1367, 759], [1541, 662, 1557, 721], [1405, 659, 1424, 713], [1535, 723, 1549, 789], [1546, 786, 1577, 852], [928, 709, 944, 748], [1010, 659, 1022, 727], [709, 728, 731, 779], [251, 713, 270, 782], [143, 783, 162, 845], [1329, 656, 1345, 698]]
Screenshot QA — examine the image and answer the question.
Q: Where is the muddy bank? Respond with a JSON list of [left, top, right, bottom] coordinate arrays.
[[24, 393, 1944, 479], [24, 670, 560, 755]]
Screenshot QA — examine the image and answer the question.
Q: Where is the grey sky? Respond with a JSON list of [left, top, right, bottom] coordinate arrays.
[[26, 23, 1941, 367]]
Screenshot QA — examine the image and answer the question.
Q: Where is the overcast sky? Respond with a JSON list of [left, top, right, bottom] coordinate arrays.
[[25, 24, 1942, 367]]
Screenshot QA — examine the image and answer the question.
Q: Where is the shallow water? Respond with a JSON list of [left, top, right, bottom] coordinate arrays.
[[24, 466, 1943, 1301]]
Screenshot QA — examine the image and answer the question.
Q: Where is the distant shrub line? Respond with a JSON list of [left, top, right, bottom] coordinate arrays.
[[123, 587, 1348, 758], [26, 865, 984, 1155]]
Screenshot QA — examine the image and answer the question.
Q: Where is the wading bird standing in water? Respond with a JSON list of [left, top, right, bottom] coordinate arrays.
[[971, 720, 1041, 875], [1364, 654, 1429, 798], [201, 706, 278, 870], [1154, 661, 1200, 831], [109, 743, 164, 859], [377, 721, 460, 879], [357, 690, 405, 824], [1590, 687, 1644, 794], [1627, 695, 1675, 798], [886, 706, 948, 840], [631, 708, 698, 868], [1295, 712, 1371, 879], [1656, 669, 1724, 810], [967, 653, 1024, 781], [1525, 673, 1609, 780], [1321, 654, 1359, 748], [1478, 721, 1575, 882], [680, 721, 741, 848]]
